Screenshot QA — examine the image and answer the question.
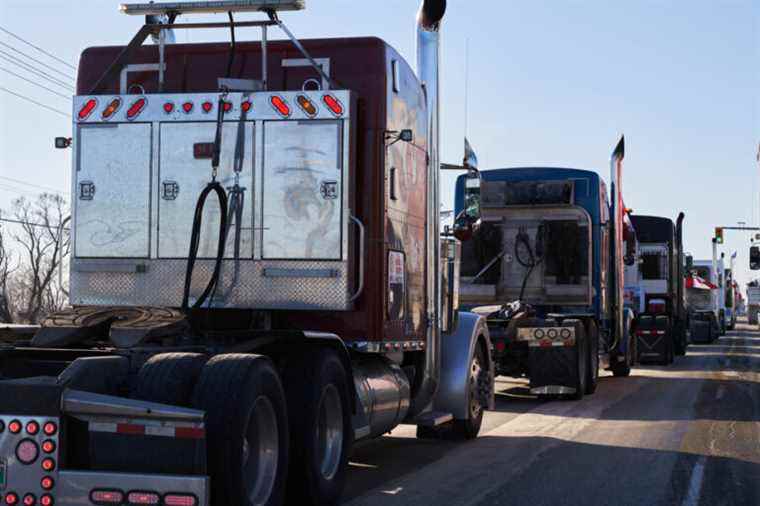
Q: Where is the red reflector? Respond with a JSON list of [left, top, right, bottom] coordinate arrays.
[[296, 95, 317, 117], [41, 458, 55, 472], [22, 494, 36, 506], [201, 101, 213, 113], [182, 102, 194, 113], [241, 100, 252, 113], [175, 426, 205, 439], [8, 420, 21, 434], [270, 96, 291, 117], [43, 422, 57, 436], [495, 341, 506, 353], [101, 98, 122, 119], [40, 477, 54, 491], [78, 99, 97, 120], [39, 496, 53, 506], [163, 102, 175, 114], [116, 423, 145, 436], [42, 440, 56, 453], [126, 98, 147, 120], [127, 492, 160, 505], [322, 94, 344, 116], [90, 490, 124, 505], [26, 421, 39, 435], [163, 495, 198, 506], [5, 493, 19, 505], [223, 101, 233, 112]]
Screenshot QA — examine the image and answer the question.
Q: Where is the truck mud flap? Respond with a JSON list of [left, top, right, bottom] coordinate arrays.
[[690, 321, 712, 343], [528, 345, 578, 395]]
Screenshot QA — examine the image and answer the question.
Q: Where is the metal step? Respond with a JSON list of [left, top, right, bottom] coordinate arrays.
[[413, 411, 453, 427]]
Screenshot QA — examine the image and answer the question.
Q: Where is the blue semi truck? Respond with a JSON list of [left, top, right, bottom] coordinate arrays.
[[452, 138, 636, 398]]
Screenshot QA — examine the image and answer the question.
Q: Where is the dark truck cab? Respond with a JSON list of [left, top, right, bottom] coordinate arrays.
[[629, 214, 688, 364]]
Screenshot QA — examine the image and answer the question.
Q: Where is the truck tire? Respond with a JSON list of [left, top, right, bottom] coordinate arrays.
[[417, 342, 489, 440], [133, 352, 207, 406], [283, 348, 352, 506], [565, 320, 587, 400], [611, 328, 633, 377], [584, 320, 600, 395], [193, 354, 289, 506]]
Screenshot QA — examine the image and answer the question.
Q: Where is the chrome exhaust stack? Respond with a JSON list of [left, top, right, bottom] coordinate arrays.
[[409, 0, 446, 418]]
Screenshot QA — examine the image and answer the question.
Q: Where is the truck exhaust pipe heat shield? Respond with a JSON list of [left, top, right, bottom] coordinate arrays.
[[408, 0, 446, 418]]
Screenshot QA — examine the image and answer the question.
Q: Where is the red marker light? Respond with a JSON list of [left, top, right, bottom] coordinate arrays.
[[22, 494, 36, 506], [78, 98, 97, 120], [241, 101, 252, 113], [42, 440, 56, 453], [43, 422, 57, 436], [296, 95, 317, 117], [8, 420, 21, 434], [222, 101, 233, 112], [41, 458, 55, 472], [201, 101, 213, 113], [126, 98, 147, 120], [40, 477, 54, 491], [163, 102, 175, 114], [39, 496, 53, 506], [270, 96, 290, 117], [163, 494, 198, 506], [26, 421, 39, 435], [90, 490, 123, 504], [322, 94, 344, 116], [5, 493, 19, 505], [126, 492, 160, 505], [101, 98, 122, 119], [182, 102, 193, 113]]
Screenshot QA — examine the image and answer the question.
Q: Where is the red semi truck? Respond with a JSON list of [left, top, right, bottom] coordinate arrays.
[[0, 1, 494, 505]]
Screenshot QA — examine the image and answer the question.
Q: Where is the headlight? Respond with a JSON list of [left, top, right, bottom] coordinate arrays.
[[547, 328, 558, 340], [560, 328, 572, 339], [534, 329, 545, 339]]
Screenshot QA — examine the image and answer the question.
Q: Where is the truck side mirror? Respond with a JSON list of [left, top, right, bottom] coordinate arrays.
[[399, 129, 413, 143], [685, 254, 694, 272], [750, 246, 760, 270], [453, 210, 478, 242]]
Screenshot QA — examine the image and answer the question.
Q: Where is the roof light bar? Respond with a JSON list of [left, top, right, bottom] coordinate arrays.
[[119, 1, 305, 16]]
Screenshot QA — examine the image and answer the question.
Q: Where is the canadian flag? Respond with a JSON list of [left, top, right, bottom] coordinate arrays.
[[686, 275, 717, 290]]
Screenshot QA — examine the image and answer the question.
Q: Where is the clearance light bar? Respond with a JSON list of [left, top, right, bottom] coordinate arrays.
[[119, 1, 305, 16], [296, 95, 317, 117], [102, 98, 122, 120], [322, 94, 343, 116], [270, 95, 291, 117], [126, 98, 147, 120]]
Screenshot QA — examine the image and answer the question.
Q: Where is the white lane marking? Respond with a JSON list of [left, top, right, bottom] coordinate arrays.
[[682, 455, 706, 506]]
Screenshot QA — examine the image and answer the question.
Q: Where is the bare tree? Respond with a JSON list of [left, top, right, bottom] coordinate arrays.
[[10, 194, 70, 323], [0, 216, 14, 323]]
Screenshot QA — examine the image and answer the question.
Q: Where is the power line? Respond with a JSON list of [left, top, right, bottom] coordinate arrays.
[[0, 41, 74, 81], [0, 66, 69, 99], [0, 86, 71, 118], [0, 50, 74, 91], [0, 26, 76, 71], [0, 176, 65, 195], [0, 217, 69, 231]]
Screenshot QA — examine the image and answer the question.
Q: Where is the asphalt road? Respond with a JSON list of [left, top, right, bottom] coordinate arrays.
[[343, 321, 760, 506]]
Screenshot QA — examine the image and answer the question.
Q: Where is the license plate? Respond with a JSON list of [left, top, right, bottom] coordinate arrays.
[[0, 461, 5, 489]]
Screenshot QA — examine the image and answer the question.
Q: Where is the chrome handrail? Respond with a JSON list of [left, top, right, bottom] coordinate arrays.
[[349, 214, 365, 303]]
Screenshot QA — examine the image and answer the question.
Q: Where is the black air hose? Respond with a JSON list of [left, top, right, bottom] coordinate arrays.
[[515, 226, 543, 301], [182, 182, 229, 312]]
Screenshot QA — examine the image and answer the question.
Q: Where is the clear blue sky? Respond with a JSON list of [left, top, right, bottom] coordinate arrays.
[[0, 1, 758, 286]]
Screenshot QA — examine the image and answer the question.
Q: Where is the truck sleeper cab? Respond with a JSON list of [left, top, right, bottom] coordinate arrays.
[[628, 214, 688, 364], [0, 2, 494, 505], [454, 164, 636, 399]]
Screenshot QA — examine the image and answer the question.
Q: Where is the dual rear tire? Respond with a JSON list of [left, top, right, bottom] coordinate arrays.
[[134, 349, 352, 506]]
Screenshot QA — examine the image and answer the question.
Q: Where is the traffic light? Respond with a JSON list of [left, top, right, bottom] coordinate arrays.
[[715, 227, 724, 244]]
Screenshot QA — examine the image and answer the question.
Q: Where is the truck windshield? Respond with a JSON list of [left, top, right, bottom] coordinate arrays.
[[640, 252, 667, 280]]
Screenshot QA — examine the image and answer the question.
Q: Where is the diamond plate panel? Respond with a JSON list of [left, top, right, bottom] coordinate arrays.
[[71, 259, 352, 310]]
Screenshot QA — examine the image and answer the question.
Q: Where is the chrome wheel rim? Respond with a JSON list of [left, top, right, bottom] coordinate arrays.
[[316, 384, 344, 481], [242, 396, 279, 506], [468, 353, 485, 419]]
